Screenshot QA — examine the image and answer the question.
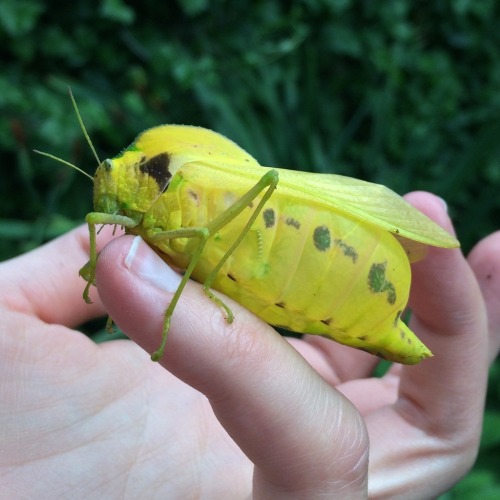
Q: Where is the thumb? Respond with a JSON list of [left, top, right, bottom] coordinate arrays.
[[96, 235, 369, 498]]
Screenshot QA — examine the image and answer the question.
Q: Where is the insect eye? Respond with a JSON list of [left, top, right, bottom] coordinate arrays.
[[103, 159, 113, 171]]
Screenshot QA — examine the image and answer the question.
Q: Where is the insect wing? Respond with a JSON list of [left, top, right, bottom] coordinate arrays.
[[134, 125, 261, 171], [132, 125, 458, 255], [179, 154, 459, 257], [274, 170, 459, 253]]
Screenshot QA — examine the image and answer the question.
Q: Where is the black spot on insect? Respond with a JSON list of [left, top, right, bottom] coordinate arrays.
[[399, 329, 405, 339], [320, 318, 332, 325], [275, 302, 286, 308], [263, 208, 275, 228], [407, 338, 412, 344], [139, 153, 171, 193], [368, 262, 396, 305], [358, 335, 368, 341], [313, 225, 331, 252], [188, 190, 200, 206], [285, 217, 300, 229], [394, 310, 403, 327], [227, 273, 237, 282], [334, 239, 358, 263]]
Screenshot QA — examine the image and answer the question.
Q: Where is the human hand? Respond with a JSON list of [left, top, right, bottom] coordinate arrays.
[[1, 192, 498, 498], [292, 192, 500, 497], [0, 226, 367, 498]]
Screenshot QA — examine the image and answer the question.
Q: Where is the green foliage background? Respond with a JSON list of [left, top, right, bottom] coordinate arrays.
[[1, 0, 499, 495]]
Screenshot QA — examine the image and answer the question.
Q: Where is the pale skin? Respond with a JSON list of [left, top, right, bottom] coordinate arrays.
[[0, 192, 499, 499]]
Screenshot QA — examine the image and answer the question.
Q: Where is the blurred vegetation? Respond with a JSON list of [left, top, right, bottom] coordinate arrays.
[[0, 0, 499, 495]]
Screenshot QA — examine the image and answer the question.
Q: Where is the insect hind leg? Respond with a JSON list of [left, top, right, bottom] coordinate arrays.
[[149, 226, 211, 361], [201, 169, 279, 316], [150, 170, 278, 360], [203, 288, 235, 323]]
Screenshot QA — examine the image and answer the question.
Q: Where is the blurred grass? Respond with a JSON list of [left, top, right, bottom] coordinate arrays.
[[1, 0, 499, 495]]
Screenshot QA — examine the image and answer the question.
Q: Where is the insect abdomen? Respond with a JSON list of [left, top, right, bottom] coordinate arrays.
[[153, 172, 430, 364]]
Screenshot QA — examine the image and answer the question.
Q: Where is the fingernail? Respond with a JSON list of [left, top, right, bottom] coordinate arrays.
[[437, 196, 448, 213], [124, 236, 181, 293]]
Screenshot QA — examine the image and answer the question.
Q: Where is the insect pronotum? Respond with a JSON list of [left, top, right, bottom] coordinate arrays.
[[36, 90, 459, 363]]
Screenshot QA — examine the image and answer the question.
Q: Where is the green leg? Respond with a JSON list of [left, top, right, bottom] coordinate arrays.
[[150, 227, 210, 360], [79, 213, 139, 304], [149, 169, 279, 361], [203, 169, 279, 293]]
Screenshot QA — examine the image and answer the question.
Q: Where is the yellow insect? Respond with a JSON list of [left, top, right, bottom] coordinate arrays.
[[38, 93, 459, 364]]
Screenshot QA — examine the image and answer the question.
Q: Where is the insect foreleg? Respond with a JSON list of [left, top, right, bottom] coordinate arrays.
[[80, 213, 140, 304]]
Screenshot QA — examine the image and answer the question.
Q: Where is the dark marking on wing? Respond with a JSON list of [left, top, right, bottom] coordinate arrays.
[[285, 217, 300, 229], [313, 225, 331, 252], [334, 239, 358, 263], [263, 208, 275, 228], [368, 262, 396, 305]]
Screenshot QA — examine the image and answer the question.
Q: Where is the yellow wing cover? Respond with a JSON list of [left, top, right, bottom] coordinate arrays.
[[132, 125, 458, 252]]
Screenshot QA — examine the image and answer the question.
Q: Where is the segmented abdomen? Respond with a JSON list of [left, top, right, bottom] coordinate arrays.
[[152, 172, 430, 364]]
